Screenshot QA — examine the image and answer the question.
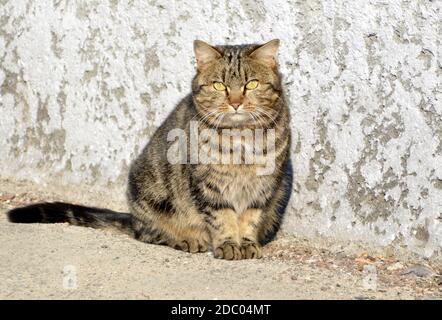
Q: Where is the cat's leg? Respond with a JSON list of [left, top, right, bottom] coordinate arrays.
[[137, 221, 209, 253], [130, 202, 209, 253], [156, 218, 210, 253], [166, 225, 210, 253], [238, 208, 263, 259], [205, 208, 242, 260], [254, 159, 293, 247]]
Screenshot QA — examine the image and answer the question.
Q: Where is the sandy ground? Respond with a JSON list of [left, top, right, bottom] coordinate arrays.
[[0, 179, 440, 300]]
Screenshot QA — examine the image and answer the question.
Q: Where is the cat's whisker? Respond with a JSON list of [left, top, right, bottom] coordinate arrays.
[[214, 113, 225, 132], [255, 108, 278, 127], [194, 107, 221, 122], [193, 109, 219, 123], [248, 112, 261, 129], [195, 109, 221, 127], [251, 111, 266, 129], [256, 107, 277, 121]]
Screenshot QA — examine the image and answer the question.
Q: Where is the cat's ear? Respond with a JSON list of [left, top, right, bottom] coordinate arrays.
[[194, 40, 222, 71], [249, 39, 280, 68]]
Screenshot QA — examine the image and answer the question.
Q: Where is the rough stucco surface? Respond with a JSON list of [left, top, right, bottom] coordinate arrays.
[[0, 0, 441, 258]]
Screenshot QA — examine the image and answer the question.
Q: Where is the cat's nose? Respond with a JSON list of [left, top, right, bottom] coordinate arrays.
[[230, 102, 241, 110]]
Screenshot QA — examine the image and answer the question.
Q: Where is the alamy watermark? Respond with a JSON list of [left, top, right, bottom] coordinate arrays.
[[166, 121, 276, 176], [62, 265, 78, 290], [362, 265, 377, 291]]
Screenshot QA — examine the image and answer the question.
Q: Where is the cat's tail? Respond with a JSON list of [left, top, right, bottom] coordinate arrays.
[[7, 202, 135, 236]]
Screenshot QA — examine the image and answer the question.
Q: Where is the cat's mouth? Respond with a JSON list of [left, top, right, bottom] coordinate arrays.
[[219, 104, 253, 124], [220, 112, 254, 127]]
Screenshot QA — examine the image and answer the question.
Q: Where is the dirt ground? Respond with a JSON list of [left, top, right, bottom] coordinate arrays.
[[0, 179, 440, 300]]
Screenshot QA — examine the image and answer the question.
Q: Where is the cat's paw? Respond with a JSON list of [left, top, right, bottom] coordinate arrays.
[[173, 239, 208, 253], [214, 241, 242, 260], [240, 239, 262, 259]]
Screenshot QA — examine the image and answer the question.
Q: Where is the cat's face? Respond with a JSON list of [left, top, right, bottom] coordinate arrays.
[[192, 40, 282, 128]]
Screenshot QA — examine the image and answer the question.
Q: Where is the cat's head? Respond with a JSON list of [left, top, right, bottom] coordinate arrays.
[[191, 40, 282, 128]]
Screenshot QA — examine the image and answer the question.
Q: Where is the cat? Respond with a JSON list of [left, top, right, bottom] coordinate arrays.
[[7, 39, 293, 260]]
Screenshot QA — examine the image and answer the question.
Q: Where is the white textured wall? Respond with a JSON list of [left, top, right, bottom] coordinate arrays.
[[1, 0, 441, 258]]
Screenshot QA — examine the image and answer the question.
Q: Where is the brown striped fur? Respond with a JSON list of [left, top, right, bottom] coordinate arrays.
[[7, 40, 293, 260], [127, 40, 292, 259]]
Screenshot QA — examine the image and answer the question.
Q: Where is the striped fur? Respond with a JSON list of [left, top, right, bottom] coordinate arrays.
[[7, 202, 135, 236], [7, 40, 293, 260], [128, 40, 293, 259]]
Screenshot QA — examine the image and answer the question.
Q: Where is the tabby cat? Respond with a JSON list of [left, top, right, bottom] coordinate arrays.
[[7, 39, 293, 260]]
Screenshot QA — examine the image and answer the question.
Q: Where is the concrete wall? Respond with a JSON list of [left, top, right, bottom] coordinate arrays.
[[1, 0, 441, 258]]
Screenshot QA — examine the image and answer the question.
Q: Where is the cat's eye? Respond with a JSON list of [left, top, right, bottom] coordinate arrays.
[[213, 82, 227, 91], [245, 80, 259, 90]]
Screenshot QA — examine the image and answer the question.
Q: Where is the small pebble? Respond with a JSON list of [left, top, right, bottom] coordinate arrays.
[[335, 252, 347, 260], [387, 262, 404, 271]]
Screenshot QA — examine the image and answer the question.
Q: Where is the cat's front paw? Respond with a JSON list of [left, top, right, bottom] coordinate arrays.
[[240, 239, 262, 259], [173, 239, 208, 253], [214, 241, 242, 260]]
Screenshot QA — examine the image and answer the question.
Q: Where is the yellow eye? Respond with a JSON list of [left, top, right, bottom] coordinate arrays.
[[245, 80, 259, 90], [213, 82, 226, 91]]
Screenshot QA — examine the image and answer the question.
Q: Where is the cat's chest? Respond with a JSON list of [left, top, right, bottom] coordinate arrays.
[[212, 167, 271, 213]]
